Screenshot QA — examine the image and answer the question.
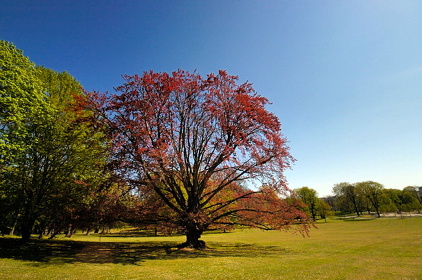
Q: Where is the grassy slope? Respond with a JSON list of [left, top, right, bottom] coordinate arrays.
[[0, 217, 421, 280]]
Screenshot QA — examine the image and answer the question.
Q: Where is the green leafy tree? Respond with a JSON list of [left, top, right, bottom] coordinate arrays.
[[333, 182, 364, 216], [0, 40, 48, 170], [356, 181, 384, 217], [0, 41, 50, 235], [0, 43, 108, 241], [317, 199, 333, 222], [379, 189, 398, 213], [383, 188, 402, 212], [401, 187, 422, 212], [295, 187, 319, 221], [321, 196, 337, 212], [381, 187, 422, 213]]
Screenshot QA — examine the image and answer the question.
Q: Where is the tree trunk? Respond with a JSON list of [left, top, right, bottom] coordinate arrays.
[[9, 220, 17, 236], [21, 220, 34, 243], [179, 226, 206, 249], [100, 225, 109, 235], [65, 224, 73, 238], [38, 230, 44, 239], [21, 208, 36, 242], [9, 225, 16, 236], [49, 228, 60, 239], [9, 212, 21, 236], [354, 205, 360, 217]]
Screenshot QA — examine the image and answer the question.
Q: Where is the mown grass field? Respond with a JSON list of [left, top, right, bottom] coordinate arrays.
[[0, 217, 421, 279]]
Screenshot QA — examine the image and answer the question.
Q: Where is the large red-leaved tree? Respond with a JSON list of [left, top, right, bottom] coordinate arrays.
[[100, 69, 311, 248]]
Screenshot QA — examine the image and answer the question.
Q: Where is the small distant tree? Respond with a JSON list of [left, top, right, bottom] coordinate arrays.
[[379, 190, 398, 213], [356, 181, 384, 217], [383, 189, 403, 212], [98, 69, 312, 248], [321, 196, 337, 212], [294, 187, 319, 221], [317, 199, 333, 222], [401, 187, 422, 212], [333, 182, 364, 216]]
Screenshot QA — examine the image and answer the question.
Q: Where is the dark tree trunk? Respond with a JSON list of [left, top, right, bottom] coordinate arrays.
[[38, 228, 44, 239], [21, 205, 36, 243], [21, 220, 34, 243], [179, 226, 206, 249], [49, 228, 60, 239], [354, 204, 360, 217]]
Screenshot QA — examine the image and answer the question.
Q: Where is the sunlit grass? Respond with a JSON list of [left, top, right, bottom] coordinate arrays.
[[1, 217, 421, 279]]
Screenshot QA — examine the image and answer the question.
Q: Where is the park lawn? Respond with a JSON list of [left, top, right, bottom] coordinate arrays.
[[0, 217, 421, 280]]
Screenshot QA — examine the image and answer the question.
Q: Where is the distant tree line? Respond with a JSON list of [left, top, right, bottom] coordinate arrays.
[[293, 182, 421, 221], [329, 182, 421, 217]]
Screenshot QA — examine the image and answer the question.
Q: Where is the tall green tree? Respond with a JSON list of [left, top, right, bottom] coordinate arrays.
[[0, 41, 49, 235], [0, 42, 108, 241], [0, 40, 48, 170]]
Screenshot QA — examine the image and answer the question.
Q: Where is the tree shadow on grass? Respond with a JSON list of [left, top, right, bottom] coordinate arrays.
[[0, 237, 293, 266]]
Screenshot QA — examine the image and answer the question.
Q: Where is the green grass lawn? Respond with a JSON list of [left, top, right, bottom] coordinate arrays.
[[1, 217, 421, 279]]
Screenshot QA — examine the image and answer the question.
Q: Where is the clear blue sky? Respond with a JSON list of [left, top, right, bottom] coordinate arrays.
[[2, 0, 421, 196]]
